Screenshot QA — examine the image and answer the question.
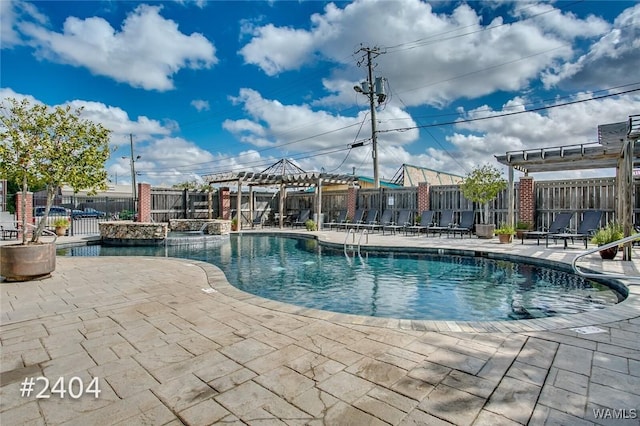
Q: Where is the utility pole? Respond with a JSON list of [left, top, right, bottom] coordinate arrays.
[[354, 46, 385, 188]]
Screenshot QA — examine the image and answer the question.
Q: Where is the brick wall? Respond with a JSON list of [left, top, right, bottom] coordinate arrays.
[[219, 187, 231, 219], [518, 176, 535, 227], [137, 183, 151, 222], [417, 182, 430, 213], [15, 191, 33, 238], [346, 186, 357, 221]]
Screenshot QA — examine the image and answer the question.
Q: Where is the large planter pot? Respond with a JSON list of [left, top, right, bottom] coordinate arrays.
[[55, 226, 67, 236], [475, 224, 495, 239], [0, 243, 56, 282], [598, 246, 618, 260]]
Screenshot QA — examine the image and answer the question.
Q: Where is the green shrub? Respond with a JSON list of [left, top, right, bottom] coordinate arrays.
[[591, 222, 623, 245], [305, 219, 317, 231]]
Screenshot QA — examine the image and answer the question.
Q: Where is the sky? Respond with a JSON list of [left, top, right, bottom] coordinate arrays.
[[1, 0, 639, 188]]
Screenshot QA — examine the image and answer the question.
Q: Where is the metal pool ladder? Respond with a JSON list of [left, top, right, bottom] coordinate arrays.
[[572, 233, 640, 282], [344, 228, 369, 258]]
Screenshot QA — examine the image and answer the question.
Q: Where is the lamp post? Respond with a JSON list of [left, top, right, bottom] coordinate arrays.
[[123, 134, 140, 215]]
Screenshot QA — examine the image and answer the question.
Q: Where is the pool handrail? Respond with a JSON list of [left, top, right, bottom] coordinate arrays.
[[571, 233, 640, 282]]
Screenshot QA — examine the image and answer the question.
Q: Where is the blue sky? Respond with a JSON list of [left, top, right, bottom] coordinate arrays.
[[2, 0, 639, 187]]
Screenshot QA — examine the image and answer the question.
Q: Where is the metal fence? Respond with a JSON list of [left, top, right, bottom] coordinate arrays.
[[33, 194, 134, 235]]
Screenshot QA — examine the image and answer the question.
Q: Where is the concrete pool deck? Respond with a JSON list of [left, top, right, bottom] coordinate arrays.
[[1, 229, 639, 425]]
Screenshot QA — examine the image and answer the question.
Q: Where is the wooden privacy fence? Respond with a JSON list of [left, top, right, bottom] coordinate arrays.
[[148, 177, 639, 228]]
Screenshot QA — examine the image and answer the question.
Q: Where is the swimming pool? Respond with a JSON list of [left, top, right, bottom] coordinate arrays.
[[61, 235, 624, 321]]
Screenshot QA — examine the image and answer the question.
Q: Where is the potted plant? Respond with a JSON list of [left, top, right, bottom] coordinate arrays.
[[515, 221, 531, 240], [0, 98, 111, 281], [305, 219, 317, 231], [460, 164, 507, 238], [231, 218, 238, 231], [52, 218, 70, 236], [494, 224, 516, 243], [591, 222, 623, 259]]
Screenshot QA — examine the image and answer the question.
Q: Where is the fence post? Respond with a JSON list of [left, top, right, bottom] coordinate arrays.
[[137, 183, 151, 222], [15, 191, 33, 239], [418, 182, 430, 213], [518, 176, 535, 228], [347, 185, 357, 221], [219, 187, 231, 219]]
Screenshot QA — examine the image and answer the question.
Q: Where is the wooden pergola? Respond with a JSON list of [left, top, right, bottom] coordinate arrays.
[[496, 114, 640, 260], [202, 166, 358, 229]]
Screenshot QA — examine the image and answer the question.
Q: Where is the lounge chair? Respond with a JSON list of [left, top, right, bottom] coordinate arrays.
[[358, 209, 379, 232], [341, 208, 365, 231], [293, 209, 311, 227], [522, 212, 573, 245], [448, 211, 475, 238], [429, 210, 454, 237], [383, 210, 411, 235], [328, 210, 348, 230], [547, 210, 603, 249], [406, 210, 434, 236], [252, 212, 265, 228], [372, 210, 394, 233]]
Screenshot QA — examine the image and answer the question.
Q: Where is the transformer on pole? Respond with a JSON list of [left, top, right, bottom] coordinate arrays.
[[354, 46, 386, 188]]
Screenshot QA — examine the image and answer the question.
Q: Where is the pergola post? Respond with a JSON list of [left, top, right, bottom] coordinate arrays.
[[279, 182, 285, 229], [236, 179, 242, 230], [316, 177, 322, 230], [507, 165, 514, 227], [619, 137, 634, 260], [207, 185, 213, 219], [249, 185, 254, 227]]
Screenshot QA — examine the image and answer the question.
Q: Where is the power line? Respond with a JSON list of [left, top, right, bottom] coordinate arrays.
[[378, 88, 640, 134]]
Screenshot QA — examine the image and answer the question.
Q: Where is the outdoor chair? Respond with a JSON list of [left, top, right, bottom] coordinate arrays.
[[372, 210, 394, 233], [383, 210, 412, 235], [547, 210, 603, 249], [252, 212, 265, 228], [328, 210, 348, 231], [293, 209, 311, 228], [358, 209, 379, 232], [429, 210, 454, 237], [521, 212, 574, 245], [342, 208, 365, 231], [406, 210, 434, 236], [448, 211, 475, 238]]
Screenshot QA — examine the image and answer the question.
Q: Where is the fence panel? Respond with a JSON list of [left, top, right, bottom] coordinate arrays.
[[535, 178, 617, 231]]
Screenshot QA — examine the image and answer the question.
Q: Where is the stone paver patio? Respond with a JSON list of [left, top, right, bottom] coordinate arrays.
[[1, 229, 639, 425]]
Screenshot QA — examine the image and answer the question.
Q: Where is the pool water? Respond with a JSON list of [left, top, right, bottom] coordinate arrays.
[[61, 235, 623, 321]]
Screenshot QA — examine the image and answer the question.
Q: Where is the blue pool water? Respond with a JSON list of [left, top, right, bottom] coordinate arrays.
[[61, 235, 623, 321]]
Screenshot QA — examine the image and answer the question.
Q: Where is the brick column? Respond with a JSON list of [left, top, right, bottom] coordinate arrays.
[[417, 182, 430, 213], [347, 186, 357, 221], [15, 191, 33, 238], [219, 187, 231, 219], [137, 183, 151, 222], [518, 176, 535, 227]]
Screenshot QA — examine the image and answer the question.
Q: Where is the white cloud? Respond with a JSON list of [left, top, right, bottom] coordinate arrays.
[[238, 0, 608, 107], [542, 3, 640, 89], [413, 91, 640, 179], [17, 4, 217, 91], [191, 99, 210, 112], [223, 88, 419, 179], [1, 0, 49, 48]]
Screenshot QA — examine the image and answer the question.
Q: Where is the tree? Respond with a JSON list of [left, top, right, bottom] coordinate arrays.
[[0, 98, 111, 244], [460, 164, 507, 225]]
